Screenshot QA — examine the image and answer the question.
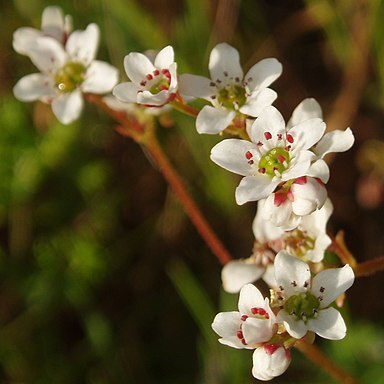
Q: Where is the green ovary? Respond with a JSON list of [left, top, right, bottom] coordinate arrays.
[[285, 292, 320, 321], [55, 62, 86, 92], [150, 78, 170, 94], [259, 147, 290, 176], [217, 84, 246, 110]]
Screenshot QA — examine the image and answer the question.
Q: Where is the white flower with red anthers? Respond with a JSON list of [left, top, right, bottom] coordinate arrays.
[[210, 105, 326, 205], [13, 6, 72, 54], [178, 42, 282, 134], [252, 345, 291, 381], [273, 251, 354, 340], [13, 23, 119, 125], [113, 46, 178, 107], [262, 176, 327, 230], [212, 284, 276, 349]]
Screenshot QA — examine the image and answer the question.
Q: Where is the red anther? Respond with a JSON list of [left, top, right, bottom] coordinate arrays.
[[264, 132, 272, 140], [277, 154, 286, 164], [146, 74, 153, 80], [285, 145, 291, 151], [274, 191, 287, 207], [245, 151, 253, 160], [153, 69, 160, 76], [264, 344, 280, 355], [257, 141, 263, 147], [286, 134, 294, 143], [277, 133, 283, 140], [140, 80, 147, 86], [241, 315, 248, 321], [159, 85, 168, 91], [258, 167, 266, 174], [236, 330, 244, 339], [248, 160, 254, 165], [294, 176, 307, 185], [241, 338, 247, 345], [251, 307, 260, 315]]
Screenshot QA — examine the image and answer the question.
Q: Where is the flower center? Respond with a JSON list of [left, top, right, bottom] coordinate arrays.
[[284, 292, 320, 321], [283, 229, 315, 259], [217, 84, 246, 110], [258, 147, 290, 177], [140, 69, 171, 94], [55, 62, 86, 92]]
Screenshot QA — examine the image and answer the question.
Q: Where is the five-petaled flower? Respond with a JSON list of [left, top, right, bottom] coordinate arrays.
[[179, 42, 282, 134], [113, 46, 178, 107], [13, 22, 119, 124], [273, 251, 354, 340]]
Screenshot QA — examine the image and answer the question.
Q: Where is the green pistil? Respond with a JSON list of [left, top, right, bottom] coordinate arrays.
[[55, 62, 86, 92], [285, 292, 320, 321], [259, 147, 290, 176], [217, 84, 246, 110], [284, 229, 315, 259], [150, 77, 170, 94]]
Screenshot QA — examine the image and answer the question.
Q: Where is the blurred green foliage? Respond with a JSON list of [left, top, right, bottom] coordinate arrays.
[[0, 0, 384, 383]]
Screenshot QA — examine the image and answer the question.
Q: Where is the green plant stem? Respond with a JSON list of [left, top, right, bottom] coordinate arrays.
[[85, 94, 232, 265], [170, 100, 200, 118], [295, 339, 359, 384]]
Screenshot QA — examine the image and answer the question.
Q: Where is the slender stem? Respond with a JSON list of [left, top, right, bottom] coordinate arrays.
[[170, 100, 200, 118], [354, 256, 384, 277], [85, 94, 232, 265], [329, 231, 357, 268], [143, 135, 232, 265], [295, 340, 359, 384]]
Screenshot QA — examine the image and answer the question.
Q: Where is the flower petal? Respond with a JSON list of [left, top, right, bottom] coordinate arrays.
[[306, 159, 330, 183], [236, 175, 278, 205], [274, 251, 311, 296], [41, 5, 65, 42], [238, 284, 266, 314], [311, 264, 354, 308], [82, 60, 119, 93], [137, 89, 170, 106], [13, 27, 42, 55], [154, 45, 174, 68], [51, 90, 83, 124], [245, 58, 282, 91], [313, 128, 355, 158], [276, 310, 308, 339], [124, 52, 156, 84], [288, 118, 326, 151], [209, 43, 243, 84], [113, 82, 140, 103], [66, 23, 99, 65], [178, 74, 214, 101], [240, 88, 277, 117], [242, 316, 274, 345], [307, 307, 346, 340], [222, 260, 265, 293], [196, 105, 235, 134], [287, 98, 323, 129], [13, 73, 56, 101]]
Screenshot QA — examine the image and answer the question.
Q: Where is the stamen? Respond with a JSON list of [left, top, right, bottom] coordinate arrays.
[[264, 132, 272, 140], [286, 134, 294, 143]]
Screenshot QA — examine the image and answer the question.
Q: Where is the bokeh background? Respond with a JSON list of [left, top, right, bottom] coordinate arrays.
[[1, 0, 384, 382]]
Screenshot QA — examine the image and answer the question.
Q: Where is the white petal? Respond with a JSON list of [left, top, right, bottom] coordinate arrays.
[[274, 251, 311, 296], [51, 90, 83, 124], [262, 264, 278, 288], [306, 159, 330, 183], [252, 200, 284, 241], [196, 106, 235, 134], [235, 175, 278, 205], [307, 307, 346, 340], [178, 74, 214, 100], [311, 264, 354, 308], [66, 23, 99, 64], [276, 310, 308, 339], [124, 52, 156, 84], [209, 43, 243, 84], [313, 128, 355, 158], [245, 58, 283, 91], [238, 284, 265, 314], [13, 73, 56, 101], [287, 98, 323, 129], [82, 60, 119, 93], [288, 118, 326, 151], [222, 260, 265, 293], [248, 106, 285, 148], [28, 36, 66, 73], [281, 150, 314, 180], [154, 45, 174, 68], [42, 5, 65, 42], [242, 316, 274, 344], [240, 88, 277, 117], [137, 89, 170, 106], [252, 347, 273, 381], [113, 82, 140, 103], [13, 27, 42, 55]]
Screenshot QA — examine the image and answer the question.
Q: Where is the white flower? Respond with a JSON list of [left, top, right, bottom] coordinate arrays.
[[262, 176, 328, 230], [13, 6, 72, 54], [212, 284, 276, 349], [274, 251, 354, 340], [13, 24, 119, 124], [252, 345, 291, 381], [210, 105, 326, 204], [179, 42, 282, 134], [113, 45, 178, 107]]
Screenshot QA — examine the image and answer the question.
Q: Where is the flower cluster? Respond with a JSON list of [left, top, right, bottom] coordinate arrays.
[[13, 6, 357, 381]]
